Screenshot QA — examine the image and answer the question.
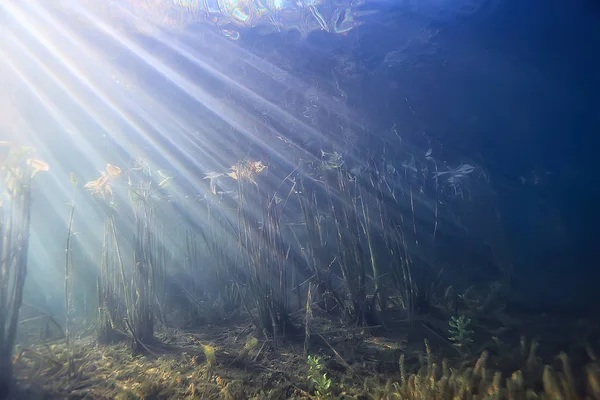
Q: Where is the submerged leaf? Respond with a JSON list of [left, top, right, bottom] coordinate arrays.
[[129, 189, 140, 204], [158, 177, 172, 188], [157, 169, 172, 179], [204, 171, 223, 180], [84, 174, 111, 197], [251, 160, 267, 174], [106, 164, 122, 176], [69, 172, 78, 186], [28, 158, 50, 171], [83, 180, 95, 190], [227, 170, 239, 180]]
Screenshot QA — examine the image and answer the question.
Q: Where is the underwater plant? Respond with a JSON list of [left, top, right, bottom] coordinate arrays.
[[295, 156, 368, 325], [130, 191, 158, 350], [328, 169, 369, 326], [448, 314, 474, 352], [88, 164, 130, 344], [86, 161, 170, 352], [225, 159, 297, 339], [0, 143, 48, 398], [307, 354, 333, 399], [64, 172, 78, 349], [238, 179, 293, 338]]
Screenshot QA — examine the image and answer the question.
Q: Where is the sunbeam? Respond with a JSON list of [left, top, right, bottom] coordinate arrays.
[[2, 0, 586, 398]]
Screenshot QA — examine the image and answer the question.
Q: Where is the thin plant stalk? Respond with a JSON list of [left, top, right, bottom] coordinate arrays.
[[64, 187, 76, 347], [0, 163, 34, 399]]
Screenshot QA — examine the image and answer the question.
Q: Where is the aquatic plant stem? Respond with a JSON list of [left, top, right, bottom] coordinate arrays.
[[0, 165, 33, 399], [64, 191, 75, 347]]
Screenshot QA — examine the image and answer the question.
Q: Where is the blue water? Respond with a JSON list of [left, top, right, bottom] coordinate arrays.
[[3, 0, 600, 313], [137, 0, 600, 308]]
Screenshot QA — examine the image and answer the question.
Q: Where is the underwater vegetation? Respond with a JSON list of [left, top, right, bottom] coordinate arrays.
[[1, 0, 597, 397], [0, 142, 48, 398], [2, 143, 600, 400]]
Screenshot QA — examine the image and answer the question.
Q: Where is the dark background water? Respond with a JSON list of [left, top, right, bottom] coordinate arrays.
[[233, 0, 600, 309], [371, 0, 600, 309]]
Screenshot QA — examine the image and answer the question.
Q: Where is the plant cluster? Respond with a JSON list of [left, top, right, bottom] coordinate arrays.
[[3, 134, 510, 399], [85, 160, 172, 352], [307, 354, 333, 399], [75, 145, 498, 348], [448, 314, 474, 352], [0, 143, 48, 397], [374, 347, 600, 400]]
